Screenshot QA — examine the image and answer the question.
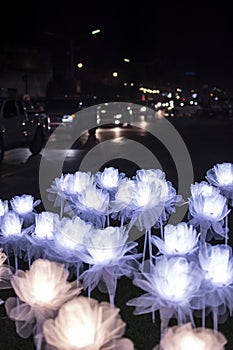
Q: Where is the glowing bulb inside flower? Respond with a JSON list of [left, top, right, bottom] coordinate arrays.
[[32, 279, 56, 304], [178, 333, 206, 350]]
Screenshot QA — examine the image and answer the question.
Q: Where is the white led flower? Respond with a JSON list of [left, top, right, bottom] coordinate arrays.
[[43, 296, 135, 350], [206, 162, 233, 206], [190, 181, 220, 197], [53, 215, 93, 251], [43, 216, 93, 272], [110, 177, 136, 224], [128, 175, 169, 231], [10, 194, 40, 216], [84, 226, 128, 264], [34, 211, 57, 240], [152, 222, 199, 256], [47, 172, 96, 216], [5, 258, 82, 338], [188, 191, 230, 241], [95, 166, 125, 192], [127, 257, 202, 334], [78, 226, 141, 300], [199, 244, 233, 287], [63, 171, 95, 195], [66, 184, 110, 228], [153, 322, 227, 350], [194, 243, 233, 328], [0, 211, 23, 237]]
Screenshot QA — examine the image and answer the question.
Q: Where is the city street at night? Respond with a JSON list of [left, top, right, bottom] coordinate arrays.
[[0, 114, 233, 349]]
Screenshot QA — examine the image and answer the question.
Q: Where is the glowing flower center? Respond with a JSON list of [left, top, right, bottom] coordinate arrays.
[[32, 280, 56, 303], [178, 333, 206, 350], [66, 321, 95, 347], [90, 247, 115, 263]]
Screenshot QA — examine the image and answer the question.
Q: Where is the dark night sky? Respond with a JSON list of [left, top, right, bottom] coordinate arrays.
[[1, 1, 233, 89]]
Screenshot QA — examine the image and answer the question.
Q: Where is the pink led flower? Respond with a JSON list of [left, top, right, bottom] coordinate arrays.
[[0, 248, 13, 290], [5, 258, 82, 340], [43, 296, 134, 350], [153, 322, 227, 350]]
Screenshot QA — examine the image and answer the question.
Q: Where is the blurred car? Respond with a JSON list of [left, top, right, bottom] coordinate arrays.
[[0, 97, 48, 162], [96, 102, 132, 127]]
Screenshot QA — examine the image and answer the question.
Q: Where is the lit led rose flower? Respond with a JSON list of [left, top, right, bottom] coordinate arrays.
[[34, 211, 57, 240], [24, 212, 60, 266], [192, 243, 233, 330], [110, 177, 136, 224], [206, 162, 233, 206], [78, 226, 141, 302], [153, 322, 227, 350], [66, 184, 110, 228], [47, 172, 95, 215], [5, 258, 82, 339], [127, 257, 202, 334], [128, 174, 169, 231], [188, 189, 230, 241], [10, 194, 40, 215], [62, 171, 95, 195], [152, 222, 199, 256], [44, 216, 93, 275], [127, 168, 183, 231], [190, 181, 220, 197], [0, 211, 23, 237], [43, 296, 135, 350], [83, 226, 129, 264], [95, 166, 125, 194]]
